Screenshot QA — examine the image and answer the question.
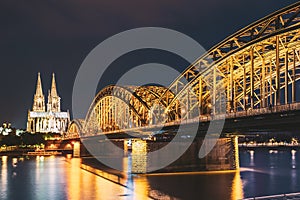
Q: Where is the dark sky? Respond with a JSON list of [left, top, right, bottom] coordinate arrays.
[[0, 0, 298, 128]]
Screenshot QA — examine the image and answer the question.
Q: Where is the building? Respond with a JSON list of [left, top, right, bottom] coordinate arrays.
[[27, 73, 70, 134]]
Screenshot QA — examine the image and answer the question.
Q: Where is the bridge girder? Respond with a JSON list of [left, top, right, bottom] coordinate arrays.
[[82, 3, 300, 135], [160, 2, 300, 121], [65, 119, 85, 139], [83, 85, 173, 135]]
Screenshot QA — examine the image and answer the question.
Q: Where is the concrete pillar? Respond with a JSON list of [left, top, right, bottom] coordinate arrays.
[[130, 137, 239, 174], [73, 142, 80, 158], [131, 140, 147, 173]]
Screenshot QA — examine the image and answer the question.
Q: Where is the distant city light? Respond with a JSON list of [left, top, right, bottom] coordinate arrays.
[[16, 129, 25, 136]]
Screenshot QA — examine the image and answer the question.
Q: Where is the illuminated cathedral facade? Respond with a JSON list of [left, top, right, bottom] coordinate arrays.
[[27, 73, 70, 134]]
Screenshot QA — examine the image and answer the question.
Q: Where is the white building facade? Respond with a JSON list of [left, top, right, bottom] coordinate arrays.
[[27, 73, 70, 134]]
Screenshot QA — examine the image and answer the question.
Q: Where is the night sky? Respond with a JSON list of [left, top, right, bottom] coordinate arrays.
[[0, 0, 298, 128]]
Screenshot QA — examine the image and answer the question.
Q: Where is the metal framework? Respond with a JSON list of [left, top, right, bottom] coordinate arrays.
[[158, 2, 300, 121], [82, 2, 300, 135], [65, 119, 84, 139], [83, 85, 173, 135]]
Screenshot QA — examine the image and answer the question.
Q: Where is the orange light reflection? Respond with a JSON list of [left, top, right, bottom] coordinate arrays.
[[1, 156, 8, 199], [231, 171, 244, 200], [133, 176, 149, 200]]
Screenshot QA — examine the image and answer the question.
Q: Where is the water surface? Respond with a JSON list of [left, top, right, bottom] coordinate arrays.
[[0, 148, 299, 199]]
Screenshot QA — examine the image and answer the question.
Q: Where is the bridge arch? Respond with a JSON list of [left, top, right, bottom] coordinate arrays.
[[80, 3, 300, 136], [83, 85, 174, 135], [159, 2, 300, 121], [65, 119, 85, 139]]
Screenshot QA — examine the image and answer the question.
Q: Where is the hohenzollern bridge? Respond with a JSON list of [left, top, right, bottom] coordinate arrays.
[[62, 2, 300, 173]]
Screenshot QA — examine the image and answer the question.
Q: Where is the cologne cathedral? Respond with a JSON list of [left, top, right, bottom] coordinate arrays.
[[26, 73, 70, 134]]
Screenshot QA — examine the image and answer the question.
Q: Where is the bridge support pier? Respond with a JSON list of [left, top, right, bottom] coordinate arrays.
[[131, 137, 239, 174], [73, 142, 80, 158], [76, 135, 240, 174]]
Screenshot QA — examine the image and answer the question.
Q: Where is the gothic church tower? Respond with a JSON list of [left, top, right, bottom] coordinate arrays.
[[32, 72, 45, 112], [47, 73, 61, 112], [27, 72, 70, 134]]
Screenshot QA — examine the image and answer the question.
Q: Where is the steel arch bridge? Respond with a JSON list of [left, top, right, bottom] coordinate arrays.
[[82, 85, 175, 136], [158, 2, 300, 121], [65, 119, 85, 139], [68, 2, 300, 137]]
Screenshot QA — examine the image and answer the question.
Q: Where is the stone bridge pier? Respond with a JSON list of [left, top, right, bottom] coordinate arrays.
[[76, 136, 239, 174], [130, 137, 239, 173]]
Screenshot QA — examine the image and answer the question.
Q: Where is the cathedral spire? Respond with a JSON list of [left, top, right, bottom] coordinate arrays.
[[33, 72, 45, 112], [51, 73, 58, 97], [48, 73, 61, 112], [27, 72, 69, 134], [35, 72, 44, 97]]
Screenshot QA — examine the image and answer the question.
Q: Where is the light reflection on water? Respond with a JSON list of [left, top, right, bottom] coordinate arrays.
[[0, 149, 299, 200], [1, 156, 8, 199], [0, 155, 243, 200], [65, 158, 128, 200], [0, 156, 128, 200], [240, 148, 300, 198], [231, 172, 244, 200]]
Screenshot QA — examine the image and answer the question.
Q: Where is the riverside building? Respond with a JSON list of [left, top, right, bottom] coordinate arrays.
[[26, 73, 70, 134]]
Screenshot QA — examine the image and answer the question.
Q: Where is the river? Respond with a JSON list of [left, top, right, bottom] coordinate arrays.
[[0, 148, 299, 200]]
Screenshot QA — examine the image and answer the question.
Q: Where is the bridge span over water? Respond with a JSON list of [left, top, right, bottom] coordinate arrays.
[[66, 2, 300, 139], [63, 3, 300, 173]]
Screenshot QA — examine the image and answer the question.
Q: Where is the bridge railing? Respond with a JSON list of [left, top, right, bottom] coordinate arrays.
[[166, 101, 297, 125], [69, 102, 300, 139], [221, 102, 300, 120], [290, 102, 300, 110]]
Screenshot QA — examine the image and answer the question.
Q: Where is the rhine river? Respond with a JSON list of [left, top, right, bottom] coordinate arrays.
[[0, 148, 300, 200]]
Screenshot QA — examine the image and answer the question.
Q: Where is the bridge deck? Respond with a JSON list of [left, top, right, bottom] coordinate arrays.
[[64, 102, 300, 140]]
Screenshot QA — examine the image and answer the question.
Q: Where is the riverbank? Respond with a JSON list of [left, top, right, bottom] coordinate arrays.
[[239, 144, 300, 150], [0, 148, 68, 157]]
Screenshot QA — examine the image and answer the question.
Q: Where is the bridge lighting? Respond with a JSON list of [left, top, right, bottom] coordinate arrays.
[[181, 108, 186, 114], [75, 2, 300, 173]]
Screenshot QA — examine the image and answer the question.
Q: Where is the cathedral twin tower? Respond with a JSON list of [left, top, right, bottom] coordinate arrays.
[[27, 73, 70, 133]]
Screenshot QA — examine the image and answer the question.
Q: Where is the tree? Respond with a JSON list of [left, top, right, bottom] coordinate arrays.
[[21, 132, 45, 146]]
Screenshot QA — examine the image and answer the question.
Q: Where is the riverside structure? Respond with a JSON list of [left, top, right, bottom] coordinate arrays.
[[27, 73, 70, 134]]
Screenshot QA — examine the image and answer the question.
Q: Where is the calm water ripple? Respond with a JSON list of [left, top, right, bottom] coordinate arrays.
[[0, 148, 299, 200]]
